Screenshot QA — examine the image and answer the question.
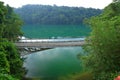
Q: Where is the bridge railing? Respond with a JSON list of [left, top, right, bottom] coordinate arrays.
[[17, 38, 85, 43]]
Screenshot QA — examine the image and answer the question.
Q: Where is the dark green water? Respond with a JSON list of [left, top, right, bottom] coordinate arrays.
[[24, 47, 83, 79], [22, 24, 90, 38]]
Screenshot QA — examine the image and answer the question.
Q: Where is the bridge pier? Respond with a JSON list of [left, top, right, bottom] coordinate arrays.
[[18, 47, 51, 56]]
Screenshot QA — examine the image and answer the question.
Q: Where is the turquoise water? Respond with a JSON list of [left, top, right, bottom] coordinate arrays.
[[24, 47, 83, 79], [22, 24, 89, 79], [22, 24, 90, 39]]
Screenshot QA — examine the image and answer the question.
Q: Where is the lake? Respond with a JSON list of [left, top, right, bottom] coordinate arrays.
[[22, 24, 90, 80], [24, 47, 83, 80], [22, 24, 90, 39]]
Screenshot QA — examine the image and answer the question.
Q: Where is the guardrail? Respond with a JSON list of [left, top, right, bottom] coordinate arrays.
[[15, 40, 85, 48], [18, 38, 85, 43]]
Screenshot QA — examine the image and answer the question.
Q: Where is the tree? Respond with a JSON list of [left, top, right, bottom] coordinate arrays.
[[0, 1, 24, 79], [3, 5, 23, 41], [0, 49, 9, 73], [14, 5, 102, 25], [0, 2, 7, 38], [2, 40, 24, 79], [113, 0, 120, 2], [83, 1, 120, 80], [0, 38, 24, 79], [0, 2, 23, 41]]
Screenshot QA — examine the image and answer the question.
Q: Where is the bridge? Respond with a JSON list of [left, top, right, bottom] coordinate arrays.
[[15, 38, 85, 48], [15, 38, 85, 55]]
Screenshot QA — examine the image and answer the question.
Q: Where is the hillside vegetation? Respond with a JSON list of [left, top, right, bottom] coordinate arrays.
[[0, 1, 24, 79], [14, 5, 102, 25], [82, 0, 120, 80]]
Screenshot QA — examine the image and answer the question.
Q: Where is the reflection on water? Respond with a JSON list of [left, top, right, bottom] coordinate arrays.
[[23, 47, 83, 79]]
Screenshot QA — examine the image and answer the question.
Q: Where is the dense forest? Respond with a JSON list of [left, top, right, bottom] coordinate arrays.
[[14, 5, 102, 25], [0, 1, 24, 80], [81, 0, 120, 80]]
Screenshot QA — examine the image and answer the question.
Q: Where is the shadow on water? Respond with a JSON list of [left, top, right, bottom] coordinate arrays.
[[23, 47, 84, 80]]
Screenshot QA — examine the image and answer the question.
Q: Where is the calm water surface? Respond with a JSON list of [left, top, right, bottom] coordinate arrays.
[[24, 47, 83, 79], [22, 24, 90, 38]]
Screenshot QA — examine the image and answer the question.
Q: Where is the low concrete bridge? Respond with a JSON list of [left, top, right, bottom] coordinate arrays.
[[15, 38, 85, 48], [15, 38, 85, 56]]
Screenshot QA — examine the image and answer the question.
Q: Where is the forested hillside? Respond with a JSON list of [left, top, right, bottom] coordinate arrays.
[[14, 5, 102, 25]]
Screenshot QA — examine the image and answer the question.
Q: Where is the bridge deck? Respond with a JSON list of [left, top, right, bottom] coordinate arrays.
[[15, 41, 85, 48]]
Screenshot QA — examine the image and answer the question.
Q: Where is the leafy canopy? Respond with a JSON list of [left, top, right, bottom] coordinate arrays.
[[0, 1, 24, 79], [83, 1, 120, 80], [0, 2, 23, 41], [15, 5, 102, 25]]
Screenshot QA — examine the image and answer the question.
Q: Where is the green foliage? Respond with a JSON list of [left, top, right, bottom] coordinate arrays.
[[0, 39, 10, 74], [3, 42, 23, 78], [0, 2, 23, 41], [101, 2, 120, 19], [0, 2, 7, 23], [14, 5, 102, 25], [113, 0, 120, 2], [0, 52, 9, 73], [0, 1, 24, 79], [0, 39, 24, 79], [3, 5, 23, 41], [93, 72, 118, 80], [83, 1, 120, 80], [0, 73, 19, 80], [0, 2, 7, 38]]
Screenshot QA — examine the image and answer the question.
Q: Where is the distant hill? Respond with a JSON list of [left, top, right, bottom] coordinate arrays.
[[14, 5, 102, 25]]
